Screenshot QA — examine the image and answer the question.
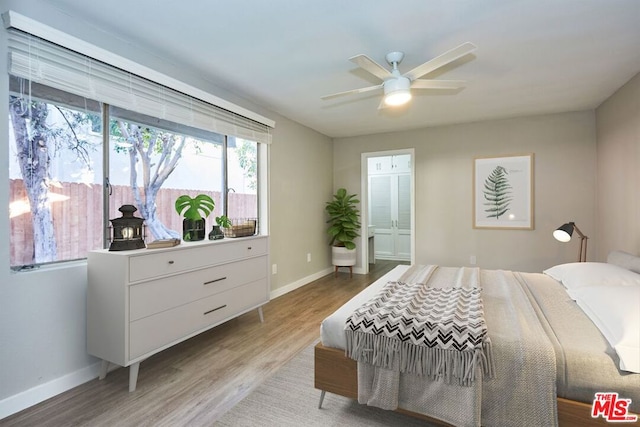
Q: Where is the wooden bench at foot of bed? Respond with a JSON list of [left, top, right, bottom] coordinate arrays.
[[314, 343, 624, 427]]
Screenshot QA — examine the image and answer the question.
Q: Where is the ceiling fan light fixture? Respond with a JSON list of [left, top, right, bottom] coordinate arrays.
[[384, 89, 412, 106], [321, 43, 476, 107], [384, 77, 412, 106]]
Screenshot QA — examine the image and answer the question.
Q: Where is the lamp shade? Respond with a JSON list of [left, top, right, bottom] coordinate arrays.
[[553, 222, 574, 242]]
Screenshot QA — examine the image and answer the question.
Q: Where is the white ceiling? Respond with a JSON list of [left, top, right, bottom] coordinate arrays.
[[44, 0, 640, 138]]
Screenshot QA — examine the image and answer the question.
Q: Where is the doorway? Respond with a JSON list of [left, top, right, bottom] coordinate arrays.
[[361, 149, 415, 272]]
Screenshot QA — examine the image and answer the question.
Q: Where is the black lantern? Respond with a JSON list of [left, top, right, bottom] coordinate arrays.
[[109, 205, 146, 251]]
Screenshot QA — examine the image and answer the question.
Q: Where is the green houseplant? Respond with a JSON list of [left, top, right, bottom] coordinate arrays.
[[175, 194, 215, 241], [326, 188, 361, 268], [216, 215, 232, 229], [209, 215, 231, 240]]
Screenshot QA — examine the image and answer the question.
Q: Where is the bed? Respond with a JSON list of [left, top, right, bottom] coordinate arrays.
[[314, 252, 640, 427]]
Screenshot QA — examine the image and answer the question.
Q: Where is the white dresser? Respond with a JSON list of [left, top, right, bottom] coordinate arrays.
[[87, 235, 269, 391]]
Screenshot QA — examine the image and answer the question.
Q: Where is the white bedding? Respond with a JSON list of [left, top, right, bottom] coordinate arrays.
[[572, 285, 640, 373]]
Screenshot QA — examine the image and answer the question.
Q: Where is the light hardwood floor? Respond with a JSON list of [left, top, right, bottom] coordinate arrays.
[[2, 260, 405, 427]]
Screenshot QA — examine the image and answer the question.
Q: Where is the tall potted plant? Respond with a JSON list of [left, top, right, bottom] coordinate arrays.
[[325, 188, 361, 268], [175, 194, 215, 241]]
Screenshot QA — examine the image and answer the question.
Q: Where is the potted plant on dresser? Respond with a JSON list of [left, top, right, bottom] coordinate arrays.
[[325, 187, 361, 276], [209, 215, 231, 240], [175, 194, 215, 241]]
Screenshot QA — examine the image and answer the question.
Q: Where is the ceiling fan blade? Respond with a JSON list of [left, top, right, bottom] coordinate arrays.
[[321, 84, 383, 100], [404, 42, 477, 81], [411, 79, 466, 89], [349, 54, 392, 81]]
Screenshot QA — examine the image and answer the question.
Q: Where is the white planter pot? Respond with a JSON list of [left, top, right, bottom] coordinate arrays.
[[332, 246, 357, 266]]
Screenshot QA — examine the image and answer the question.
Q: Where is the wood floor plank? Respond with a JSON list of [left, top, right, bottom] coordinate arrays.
[[2, 261, 404, 427]]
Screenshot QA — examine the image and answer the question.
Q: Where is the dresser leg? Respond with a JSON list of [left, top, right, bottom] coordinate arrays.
[[258, 306, 265, 323], [129, 362, 140, 392], [99, 360, 109, 380]]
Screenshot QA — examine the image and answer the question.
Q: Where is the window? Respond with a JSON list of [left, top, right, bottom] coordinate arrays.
[[9, 80, 104, 267], [107, 106, 226, 241], [7, 26, 271, 270], [227, 138, 258, 224]]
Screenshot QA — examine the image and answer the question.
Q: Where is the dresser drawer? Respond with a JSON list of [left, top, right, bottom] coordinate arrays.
[[129, 278, 268, 360], [129, 255, 267, 321], [129, 237, 267, 282]]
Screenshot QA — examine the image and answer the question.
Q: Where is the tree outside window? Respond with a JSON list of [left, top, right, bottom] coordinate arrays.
[[9, 80, 260, 269]]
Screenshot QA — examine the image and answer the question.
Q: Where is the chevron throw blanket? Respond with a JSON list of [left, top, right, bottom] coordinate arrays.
[[345, 266, 494, 386]]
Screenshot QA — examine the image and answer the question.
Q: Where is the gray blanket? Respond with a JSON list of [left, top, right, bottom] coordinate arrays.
[[355, 265, 558, 427], [345, 266, 494, 386]]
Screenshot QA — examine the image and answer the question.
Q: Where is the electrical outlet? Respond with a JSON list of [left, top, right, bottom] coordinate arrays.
[[470, 255, 476, 265], [272, 264, 277, 274], [307, 253, 311, 262]]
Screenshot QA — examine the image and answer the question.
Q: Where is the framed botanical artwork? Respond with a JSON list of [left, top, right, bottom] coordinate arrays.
[[473, 154, 534, 230]]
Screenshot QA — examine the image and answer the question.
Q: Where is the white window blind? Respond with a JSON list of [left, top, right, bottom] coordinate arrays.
[[7, 28, 272, 144]]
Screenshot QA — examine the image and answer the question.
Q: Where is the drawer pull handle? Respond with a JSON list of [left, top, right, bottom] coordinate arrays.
[[247, 246, 252, 250], [204, 305, 227, 315], [168, 260, 174, 265], [204, 277, 227, 285]]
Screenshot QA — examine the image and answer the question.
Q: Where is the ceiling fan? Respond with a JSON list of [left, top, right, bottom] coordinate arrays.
[[321, 42, 477, 108]]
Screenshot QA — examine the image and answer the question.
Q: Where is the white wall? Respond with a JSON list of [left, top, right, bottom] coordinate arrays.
[[0, 0, 333, 417], [268, 118, 334, 295], [334, 111, 598, 273], [595, 72, 640, 259]]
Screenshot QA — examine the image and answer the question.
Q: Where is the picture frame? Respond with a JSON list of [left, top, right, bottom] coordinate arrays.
[[473, 153, 534, 230]]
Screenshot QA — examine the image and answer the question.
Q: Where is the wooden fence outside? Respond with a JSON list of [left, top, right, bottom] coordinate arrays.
[[10, 179, 257, 266]]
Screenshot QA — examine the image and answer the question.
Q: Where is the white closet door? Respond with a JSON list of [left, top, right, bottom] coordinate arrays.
[[396, 174, 412, 259], [369, 175, 394, 257], [368, 156, 393, 175], [393, 154, 412, 174], [368, 171, 411, 261]]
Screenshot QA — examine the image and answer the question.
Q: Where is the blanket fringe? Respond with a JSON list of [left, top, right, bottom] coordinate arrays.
[[346, 330, 495, 387]]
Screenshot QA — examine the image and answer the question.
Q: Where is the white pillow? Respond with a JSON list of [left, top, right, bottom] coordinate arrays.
[[543, 262, 640, 296], [607, 250, 640, 274], [572, 285, 640, 373]]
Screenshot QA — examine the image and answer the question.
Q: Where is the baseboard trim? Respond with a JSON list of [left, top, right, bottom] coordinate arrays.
[[270, 267, 334, 300], [0, 361, 102, 420], [1, 266, 336, 420]]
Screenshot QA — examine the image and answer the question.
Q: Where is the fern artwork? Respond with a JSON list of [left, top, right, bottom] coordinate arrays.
[[474, 154, 533, 230], [482, 165, 513, 219]]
